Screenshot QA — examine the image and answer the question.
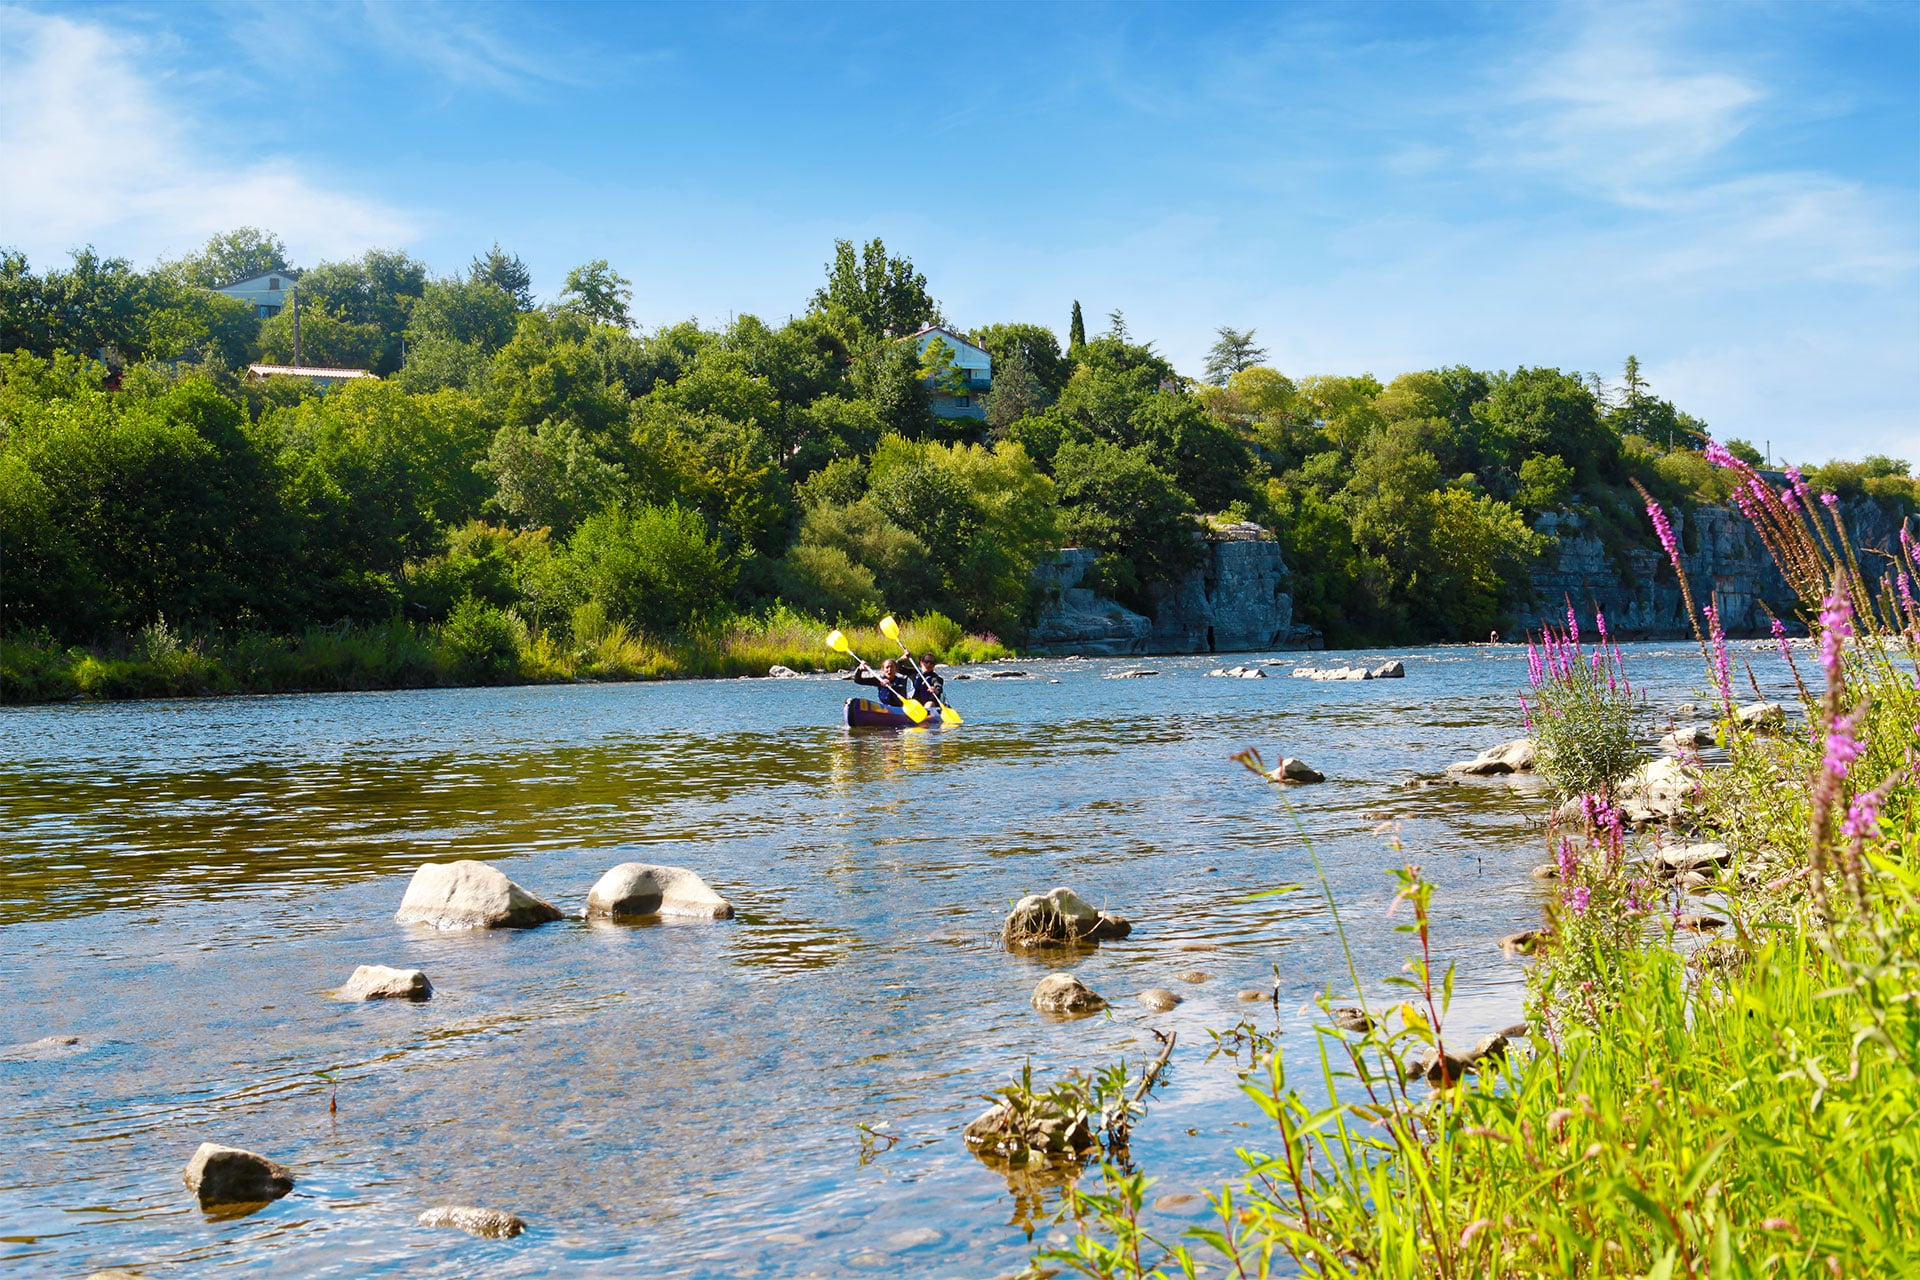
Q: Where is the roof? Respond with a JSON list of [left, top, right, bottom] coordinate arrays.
[[906, 325, 990, 360], [213, 268, 299, 291], [245, 364, 377, 380]]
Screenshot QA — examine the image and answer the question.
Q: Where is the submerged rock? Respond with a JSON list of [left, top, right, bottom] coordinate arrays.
[[1446, 738, 1537, 775], [395, 860, 562, 930], [585, 863, 734, 921], [1174, 970, 1211, 984], [1031, 973, 1107, 1017], [1498, 929, 1546, 958], [1003, 887, 1131, 946], [1329, 1007, 1373, 1032], [337, 965, 431, 1001], [183, 1143, 293, 1208], [1412, 1032, 1507, 1086], [1268, 757, 1325, 784], [1656, 842, 1732, 875], [1107, 668, 1159, 679], [1137, 988, 1182, 1012], [418, 1206, 526, 1239], [1236, 988, 1270, 1003], [767, 665, 802, 678]]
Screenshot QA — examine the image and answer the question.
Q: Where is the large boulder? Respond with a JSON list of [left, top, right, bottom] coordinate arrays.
[[1031, 973, 1106, 1017], [395, 861, 561, 930], [418, 1206, 526, 1239], [1137, 988, 1182, 1012], [1003, 887, 1131, 946], [767, 665, 802, 678], [585, 863, 734, 921], [1734, 701, 1785, 733], [1656, 842, 1732, 875], [1268, 757, 1324, 784], [1446, 739, 1537, 775], [1659, 723, 1715, 752], [183, 1143, 293, 1208], [1371, 660, 1406, 679], [337, 965, 432, 1001]]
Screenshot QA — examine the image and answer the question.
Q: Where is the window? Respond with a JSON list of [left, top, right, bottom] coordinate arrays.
[[269, 277, 281, 289], [955, 396, 970, 408]]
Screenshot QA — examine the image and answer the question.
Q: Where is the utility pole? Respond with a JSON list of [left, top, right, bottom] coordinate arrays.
[[291, 286, 301, 368]]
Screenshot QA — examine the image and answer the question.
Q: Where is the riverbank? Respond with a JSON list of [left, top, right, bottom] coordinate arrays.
[[1045, 470, 1920, 1276], [0, 608, 1012, 704]]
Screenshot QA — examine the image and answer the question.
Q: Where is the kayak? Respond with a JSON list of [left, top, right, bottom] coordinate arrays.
[[844, 697, 954, 729]]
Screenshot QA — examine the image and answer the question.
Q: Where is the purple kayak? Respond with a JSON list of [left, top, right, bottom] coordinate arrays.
[[844, 697, 953, 729]]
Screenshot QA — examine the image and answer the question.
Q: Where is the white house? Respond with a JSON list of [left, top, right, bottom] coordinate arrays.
[[245, 364, 376, 388], [213, 270, 297, 319], [908, 325, 991, 420]]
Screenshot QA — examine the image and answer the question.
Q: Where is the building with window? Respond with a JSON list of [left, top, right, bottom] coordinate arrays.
[[908, 326, 991, 420], [213, 270, 296, 319]]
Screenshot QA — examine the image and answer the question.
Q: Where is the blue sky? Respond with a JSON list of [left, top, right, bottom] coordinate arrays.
[[2, 0, 1915, 462]]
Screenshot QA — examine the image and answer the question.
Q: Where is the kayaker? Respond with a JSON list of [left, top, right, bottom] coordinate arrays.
[[908, 651, 945, 704], [852, 657, 920, 708]]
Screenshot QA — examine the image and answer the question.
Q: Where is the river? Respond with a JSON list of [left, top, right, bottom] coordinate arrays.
[[0, 643, 1749, 1277]]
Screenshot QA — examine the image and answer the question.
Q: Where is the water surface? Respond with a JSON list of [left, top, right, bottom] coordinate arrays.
[[0, 645, 1759, 1277]]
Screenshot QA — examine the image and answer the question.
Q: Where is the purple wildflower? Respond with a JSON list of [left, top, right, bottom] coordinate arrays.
[[1647, 500, 1682, 574], [1520, 693, 1534, 731], [1567, 606, 1580, 647], [1527, 642, 1543, 688], [1595, 609, 1608, 640], [1819, 584, 1853, 680], [1770, 617, 1792, 664], [1556, 837, 1578, 880], [1843, 792, 1883, 842], [1704, 440, 1738, 469], [1704, 603, 1733, 707], [1562, 884, 1592, 914], [1899, 571, 1917, 624], [1787, 466, 1809, 503], [1821, 492, 1839, 510], [1823, 706, 1865, 782]]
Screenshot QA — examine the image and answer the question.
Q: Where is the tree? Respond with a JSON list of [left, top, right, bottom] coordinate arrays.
[[480, 418, 627, 535], [1106, 308, 1130, 342], [1203, 326, 1267, 385], [408, 277, 519, 352], [168, 227, 291, 289], [470, 243, 534, 310], [981, 344, 1049, 434], [291, 250, 429, 373], [970, 322, 1070, 396], [1068, 301, 1087, 355], [809, 238, 940, 341], [1052, 438, 1199, 610], [567, 503, 734, 635], [559, 260, 634, 329], [1516, 453, 1574, 513]]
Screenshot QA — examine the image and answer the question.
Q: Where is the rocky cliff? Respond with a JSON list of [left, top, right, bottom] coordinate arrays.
[[1526, 497, 1909, 637], [1029, 524, 1307, 656]]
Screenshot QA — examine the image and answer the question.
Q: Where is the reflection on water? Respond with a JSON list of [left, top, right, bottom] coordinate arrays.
[[0, 647, 1783, 1276]]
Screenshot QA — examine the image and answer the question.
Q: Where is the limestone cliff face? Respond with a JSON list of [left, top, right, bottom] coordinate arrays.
[[1029, 525, 1302, 655], [1526, 498, 1908, 637]]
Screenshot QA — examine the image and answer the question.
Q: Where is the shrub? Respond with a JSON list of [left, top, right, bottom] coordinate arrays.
[[567, 502, 735, 637], [1526, 610, 1643, 800], [438, 594, 524, 683]]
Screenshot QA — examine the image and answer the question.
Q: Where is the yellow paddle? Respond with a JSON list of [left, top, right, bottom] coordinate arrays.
[[826, 628, 929, 723], [878, 615, 963, 725]]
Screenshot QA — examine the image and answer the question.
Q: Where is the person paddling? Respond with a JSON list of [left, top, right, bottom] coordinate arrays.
[[852, 656, 920, 708], [906, 650, 944, 705]]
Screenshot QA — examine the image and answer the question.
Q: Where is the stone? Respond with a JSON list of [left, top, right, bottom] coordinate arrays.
[[1412, 1047, 1473, 1087], [767, 664, 802, 678], [1403, 776, 1461, 789], [1003, 887, 1131, 946], [1687, 939, 1749, 977], [1446, 739, 1537, 775], [987, 669, 1029, 679], [417, 1206, 526, 1239], [1465, 1032, 1509, 1065], [86, 1272, 149, 1280], [1236, 989, 1270, 1003], [1656, 842, 1732, 874], [585, 862, 734, 921], [1499, 1022, 1532, 1039], [337, 965, 431, 1001], [394, 860, 561, 930], [1529, 863, 1560, 880], [1268, 757, 1325, 785], [1175, 941, 1219, 951], [1371, 660, 1406, 679], [1027, 549, 1155, 656], [1031, 973, 1107, 1017], [1676, 702, 1699, 717], [1498, 929, 1546, 958], [1659, 723, 1716, 752], [1734, 701, 1785, 732], [1174, 970, 1211, 984], [183, 1143, 293, 1208], [1138, 988, 1182, 1012], [1152, 1193, 1201, 1212], [1107, 668, 1160, 679], [1329, 1007, 1373, 1032], [1675, 913, 1728, 932]]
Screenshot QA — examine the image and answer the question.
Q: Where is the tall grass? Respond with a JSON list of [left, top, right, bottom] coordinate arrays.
[[0, 607, 1015, 704]]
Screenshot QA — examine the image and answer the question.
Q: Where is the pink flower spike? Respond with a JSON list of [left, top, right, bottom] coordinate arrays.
[[1704, 441, 1738, 469], [1595, 609, 1608, 640], [1821, 492, 1839, 510], [1843, 792, 1882, 842], [1771, 617, 1792, 664], [1819, 585, 1853, 680], [1822, 707, 1865, 782], [1567, 606, 1580, 647]]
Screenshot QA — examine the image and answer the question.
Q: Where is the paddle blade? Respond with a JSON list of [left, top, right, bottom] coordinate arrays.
[[900, 697, 929, 723], [937, 705, 962, 725], [826, 629, 849, 653], [879, 615, 902, 644]]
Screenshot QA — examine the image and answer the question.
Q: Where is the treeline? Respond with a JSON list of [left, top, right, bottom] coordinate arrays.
[[2, 229, 1914, 658]]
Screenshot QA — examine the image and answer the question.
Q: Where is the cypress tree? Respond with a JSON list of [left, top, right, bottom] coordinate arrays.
[[1068, 300, 1086, 355]]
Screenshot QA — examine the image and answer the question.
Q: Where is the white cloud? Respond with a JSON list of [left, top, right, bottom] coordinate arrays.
[[0, 6, 415, 267]]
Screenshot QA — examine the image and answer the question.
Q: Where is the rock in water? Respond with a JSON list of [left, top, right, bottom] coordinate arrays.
[[1445, 739, 1537, 775], [1137, 988, 1182, 1012], [767, 664, 801, 678], [1031, 973, 1107, 1016], [418, 1206, 526, 1239], [585, 863, 734, 921], [1329, 1006, 1373, 1032], [1370, 660, 1405, 679], [1659, 723, 1715, 752], [1003, 887, 1131, 946], [394, 860, 561, 930], [1734, 701, 1785, 732], [338, 965, 432, 1001], [1268, 757, 1324, 784], [182, 1143, 293, 1208]]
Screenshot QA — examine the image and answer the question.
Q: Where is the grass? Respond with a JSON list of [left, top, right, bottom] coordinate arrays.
[[0, 607, 1016, 704]]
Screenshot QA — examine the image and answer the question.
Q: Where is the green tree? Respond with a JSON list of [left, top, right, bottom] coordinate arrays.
[[1068, 301, 1087, 355], [1203, 325, 1267, 385], [559, 260, 634, 329], [808, 238, 940, 341], [567, 503, 734, 635], [971, 322, 1070, 396], [1516, 453, 1575, 513], [481, 418, 628, 535], [469, 243, 534, 310], [291, 250, 429, 374], [1052, 438, 1199, 609], [1479, 367, 1616, 485], [166, 227, 292, 289], [408, 276, 520, 352], [981, 343, 1049, 434]]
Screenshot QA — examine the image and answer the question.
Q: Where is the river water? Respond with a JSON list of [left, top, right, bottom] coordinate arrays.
[[0, 644, 1752, 1278]]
